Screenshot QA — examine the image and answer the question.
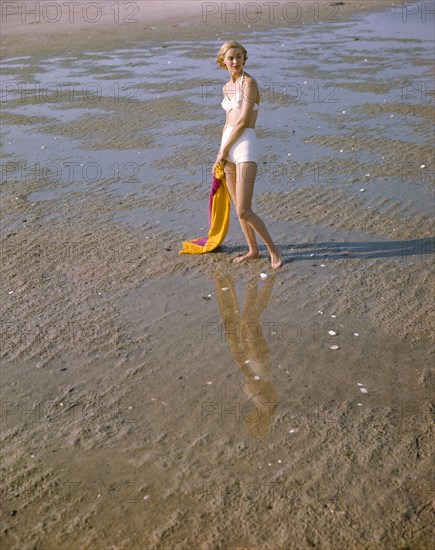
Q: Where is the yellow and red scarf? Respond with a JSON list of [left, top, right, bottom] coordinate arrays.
[[179, 164, 230, 254]]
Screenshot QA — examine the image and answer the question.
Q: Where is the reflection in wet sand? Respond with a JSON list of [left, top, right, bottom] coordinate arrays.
[[213, 273, 279, 439]]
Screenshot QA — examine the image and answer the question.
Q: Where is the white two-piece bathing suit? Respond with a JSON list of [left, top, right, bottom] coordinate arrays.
[[220, 71, 260, 164]]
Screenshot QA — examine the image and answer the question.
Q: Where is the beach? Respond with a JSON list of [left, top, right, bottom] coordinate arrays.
[[1, 1, 434, 548]]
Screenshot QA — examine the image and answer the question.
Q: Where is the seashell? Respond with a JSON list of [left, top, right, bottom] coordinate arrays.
[[260, 273, 268, 279], [328, 330, 337, 336], [330, 345, 339, 350]]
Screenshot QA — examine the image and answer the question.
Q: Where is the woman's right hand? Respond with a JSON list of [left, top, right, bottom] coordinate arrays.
[[213, 149, 227, 173]]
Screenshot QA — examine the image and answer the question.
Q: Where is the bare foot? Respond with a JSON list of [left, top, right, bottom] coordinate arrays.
[[270, 249, 283, 269], [232, 251, 261, 264]]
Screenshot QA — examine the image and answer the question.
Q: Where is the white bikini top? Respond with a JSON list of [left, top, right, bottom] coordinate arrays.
[[221, 71, 259, 113]]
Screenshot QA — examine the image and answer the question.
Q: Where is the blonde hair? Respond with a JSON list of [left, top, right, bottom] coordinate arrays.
[[216, 41, 248, 69]]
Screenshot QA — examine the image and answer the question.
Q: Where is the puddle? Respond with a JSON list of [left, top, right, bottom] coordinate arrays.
[[115, 270, 433, 437]]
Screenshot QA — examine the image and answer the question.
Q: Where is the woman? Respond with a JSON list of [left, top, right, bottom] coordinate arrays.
[[213, 271, 279, 439], [214, 40, 283, 269]]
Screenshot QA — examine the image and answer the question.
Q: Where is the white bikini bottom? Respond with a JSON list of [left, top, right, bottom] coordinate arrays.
[[221, 125, 259, 164]]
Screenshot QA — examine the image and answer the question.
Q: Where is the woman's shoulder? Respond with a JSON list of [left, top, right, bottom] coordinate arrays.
[[243, 71, 256, 82], [243, 72, 258, 88]]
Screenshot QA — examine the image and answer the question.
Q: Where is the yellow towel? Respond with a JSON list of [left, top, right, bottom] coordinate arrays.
[[179, 164, 230, 254]]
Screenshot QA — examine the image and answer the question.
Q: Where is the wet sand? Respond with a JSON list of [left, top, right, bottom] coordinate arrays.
[[1, 1, 434, 549], [1, 1, 393, 57]]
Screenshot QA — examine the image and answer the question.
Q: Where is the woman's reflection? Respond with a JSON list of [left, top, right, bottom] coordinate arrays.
[[213, 272, 279, 439]]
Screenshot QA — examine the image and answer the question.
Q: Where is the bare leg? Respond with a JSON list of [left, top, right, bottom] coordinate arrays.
[[235, 162, 283, 269], [224, 161, 260, 262]]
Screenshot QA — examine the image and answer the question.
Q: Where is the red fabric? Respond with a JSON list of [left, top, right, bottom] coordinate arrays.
[[209, 175, 222, 225]]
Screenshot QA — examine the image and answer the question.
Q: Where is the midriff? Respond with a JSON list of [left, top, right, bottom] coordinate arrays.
[[225, 108, 258, 128]]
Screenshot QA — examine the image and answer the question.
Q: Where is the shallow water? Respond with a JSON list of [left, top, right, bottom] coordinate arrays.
[[1, 4, 434, 234]]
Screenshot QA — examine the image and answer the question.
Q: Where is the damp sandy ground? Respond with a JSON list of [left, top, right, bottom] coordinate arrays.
[[1, 1, 434, 549]]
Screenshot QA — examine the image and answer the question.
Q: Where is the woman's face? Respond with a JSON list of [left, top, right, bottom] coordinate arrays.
[[223, 48, 244, 75]]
